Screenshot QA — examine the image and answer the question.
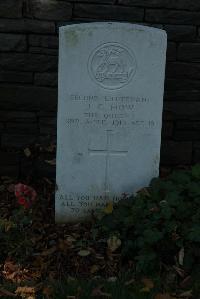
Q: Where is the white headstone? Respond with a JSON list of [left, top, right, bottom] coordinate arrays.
[[56, 22, 167, 222]]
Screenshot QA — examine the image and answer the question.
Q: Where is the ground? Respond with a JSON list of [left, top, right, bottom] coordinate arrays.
[[0, 170, 199, 299]]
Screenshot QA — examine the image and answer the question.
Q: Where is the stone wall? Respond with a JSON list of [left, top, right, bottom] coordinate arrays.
[[0, 0, 200, 177]]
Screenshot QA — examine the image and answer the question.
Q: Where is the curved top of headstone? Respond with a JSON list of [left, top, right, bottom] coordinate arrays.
[[59, 21, 167, 38]]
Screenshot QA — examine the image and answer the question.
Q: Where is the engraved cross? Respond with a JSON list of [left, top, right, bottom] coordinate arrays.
[[88, 130, 128, 194]]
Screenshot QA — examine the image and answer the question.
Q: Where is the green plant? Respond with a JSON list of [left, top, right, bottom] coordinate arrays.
[[0, 207, 33, 263], [96, 165, 200, 276]]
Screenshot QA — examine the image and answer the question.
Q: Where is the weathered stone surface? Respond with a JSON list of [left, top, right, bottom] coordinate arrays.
[[29, 47, 58, 56], [166, 62, 200, 80], [166, 42, 176, 61], [0, 71, 33, 83], [34, 73, 58, 87], [1, 134, 38, 149], [0, 53, 58, 72], [164, 25, 196, 41], [56, 23, 167, 221], [146, 9, 200, 25], [0, 19, 55, 34], [0, 34, 27, 52], [0, 0, 22, 18], [119, 0, 200, 10], [0, 85, 57, 111], [164, 102, 200, 119], [160, 141, 192, 165], [74, 4, 144, 21], [30, 0, 72, 21], [178, 43, 200, 62], [29, 35, 58, 48], [0, 111, 36, 122], [0, 151, 20, 176]]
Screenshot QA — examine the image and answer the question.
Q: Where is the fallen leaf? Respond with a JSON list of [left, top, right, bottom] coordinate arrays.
[[24, 147, 31, 157], [178, 247, 184, 266], [154, 293, 175, 299], [43, 286, 53, 298], [78, 249, 91, 257], [107, 236, 121, 252], [107, 277, 117, 282], [179, 276, 191, 288], [140, 278, 154, 292], [7, 184, 14, 192], [103, 202, 113, 214], [41, 246, 57, 256], [142, 278, 154, 289], [91, 285, 111, 297], [90, 265, 99, 274], [15, 286, 36, 299], [0, 288, 16, 297], [124, 278, 135, 286], [179, 290, 193, 297], [173, 266, 185, 278]]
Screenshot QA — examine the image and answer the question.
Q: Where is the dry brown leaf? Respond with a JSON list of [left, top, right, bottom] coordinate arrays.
[[43, 286, 53, 298], [91, 285, 111, 297], [142, 278, 154, 289], [90, 265, 99, 274], [3, 261, 25, 283], [154, 293, 176, 299], [15, 286, 36, 299], [41, 246, 57, 256]]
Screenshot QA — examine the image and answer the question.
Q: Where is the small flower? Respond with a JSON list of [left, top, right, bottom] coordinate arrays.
[[14, 183, 37, 209]]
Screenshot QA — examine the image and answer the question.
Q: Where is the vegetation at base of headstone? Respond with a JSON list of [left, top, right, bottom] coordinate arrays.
[[0, 207, 34, 263], [95, 164, 200, 277], [0, 183, 36, 263]]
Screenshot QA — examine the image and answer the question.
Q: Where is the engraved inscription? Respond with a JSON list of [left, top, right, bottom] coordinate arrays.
[[88, 43, 137, 89], [66, 94, 158, 130]]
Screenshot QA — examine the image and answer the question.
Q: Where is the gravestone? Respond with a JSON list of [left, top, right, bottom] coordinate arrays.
[[56, 22, 167, 222]]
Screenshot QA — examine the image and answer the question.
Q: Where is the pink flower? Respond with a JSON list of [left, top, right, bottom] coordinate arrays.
[[14, 183, 37, 209]]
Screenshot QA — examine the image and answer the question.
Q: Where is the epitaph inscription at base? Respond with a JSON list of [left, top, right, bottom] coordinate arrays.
[[56, 22, 167, 222]]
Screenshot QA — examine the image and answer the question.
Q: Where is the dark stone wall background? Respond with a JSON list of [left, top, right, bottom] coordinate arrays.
[[0, 0, 200, 178]]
